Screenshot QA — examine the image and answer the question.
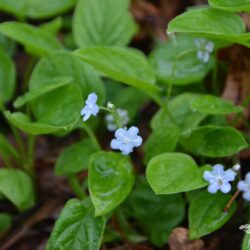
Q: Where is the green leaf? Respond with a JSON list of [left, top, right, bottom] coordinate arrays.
[[168, 7, 250, 47], [242, 232, 250, 250], [129, 178, 185, 246], [29, 51, 105, 104], [191, 94, 243, 114], [40, 17, 63, 35], [146, 153, 210, 194], [47, 198, 106, 250], [144, 124, 180, 164], [0, 169, 35, 210], [0, 47, 15, 106], [55, 139, 99, 175], [149, 34, 214, 85], [74, 46, 159, 93], [73, 0, 137, 47], [0, 22, 62, 56], [14, 78, 71, 108], [151, 93, 206, 131], [5, 84, 83, 135], [89, 152, 134, 216], [0, 133, 19, 161], [0, 0, 75, 19], [209, 0, 250, 12], [189, 191, 236, 239], [0, 213, 11, 235], [180, 125, 248, 157]]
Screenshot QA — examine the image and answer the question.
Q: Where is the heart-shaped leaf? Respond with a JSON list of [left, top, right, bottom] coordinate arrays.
[[189, 191, 236, 239], [89, 151, 134, 216], [73, 0, 137, 47], [146, 153, 210, 194]]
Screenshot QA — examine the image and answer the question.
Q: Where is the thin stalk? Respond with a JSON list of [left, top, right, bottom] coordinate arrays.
[[27, 135, 35, 173], [68, 175, 85, 200], [224, 190, 240, 213], [81, 123, 101, 149]]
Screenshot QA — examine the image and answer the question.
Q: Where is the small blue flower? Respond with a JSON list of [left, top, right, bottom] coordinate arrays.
[[80, 93, 99, 121], [111, 126, 142, 155], [194, 38, 214, 63], [105, 109, 130, 131], [238, 173, 250, 201], [203, 164, 236, 194]]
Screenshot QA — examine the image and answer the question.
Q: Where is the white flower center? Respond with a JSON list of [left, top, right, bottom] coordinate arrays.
[[123, 137, 131, 144]]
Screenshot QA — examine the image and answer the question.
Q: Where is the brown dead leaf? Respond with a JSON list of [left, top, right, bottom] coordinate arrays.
[[169, 227, 205, 250]]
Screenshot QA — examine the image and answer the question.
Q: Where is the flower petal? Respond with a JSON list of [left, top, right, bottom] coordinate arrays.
[[208, 183, 219, 193], [213, 164, 224, 175], [120, 144, 133, 155], [83, 112, 91, 121], [115, 128, 126, 139], [220, 182, 231, 193], [243, 191, 250, 201], [203, 170, 214, 182], [222, 169, 236, 182], [110, 139, 121, 150], [203, 52, 210, 63], [86, 92, 97, 104], [238, 180, 248, 192], [245, 173, 250, 184], [132, 136, 143, 147], [128, 126, 139, 137]]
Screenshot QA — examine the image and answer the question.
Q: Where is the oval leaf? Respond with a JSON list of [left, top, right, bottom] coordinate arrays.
[[0, 169, 35, 210], [74, 46, 159, 93], [47, 198, 106, 250], [55, 139, 99, 175], [146, 153, 210, 194], [73, 0, 137, 47], [168, 7, 249, 47], [89, 151, 134, 216], [209, 0, 250, 12], [180, 125, 248, 157], [0, 22, 62, 56], [149, 34, 214, 85], [191, 94, 243, 114], [189, 191, 236, 239]]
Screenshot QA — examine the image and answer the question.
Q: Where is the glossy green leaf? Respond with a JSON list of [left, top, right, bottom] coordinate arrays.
[[129, 178, 185, 246], [74, 46, 159, 93], [55, 139, 99, 175], [47, 198, 106, 250], [40, 17, 63, 35], [0, 47, 15, 106], [0, 169, 35, 210], [5, 85, 83, 135], [0, 22, 62, 56], [14, 78, 71, 108], [180, 125, 248, 157], [209, 0, 250, 12], [146, 153, 210, 194], [151, 93, 206, 131], [29, 51, 105, 104], [0, 133, 19, 161], [89, 152, 134, 216], [0, 33, 15, 55], [191, 94, 243, 114], [149, 34, 214, 85], [73, 0, 137, 47], [0, 0, 75, 19], [144, 124, 179, 164], [0, 213, 11, 235], [189, 191, 236, 239], [168, 7, 250, 47]]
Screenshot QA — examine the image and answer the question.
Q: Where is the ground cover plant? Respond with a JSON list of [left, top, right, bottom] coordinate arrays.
[[0, 0, 250, 249]]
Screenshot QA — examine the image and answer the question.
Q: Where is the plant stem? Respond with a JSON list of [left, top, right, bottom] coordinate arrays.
[[81, 123, 101, 149], [27, 135, 35, 173], [224, 190, 240, 213], [68, 175, 85, 200]]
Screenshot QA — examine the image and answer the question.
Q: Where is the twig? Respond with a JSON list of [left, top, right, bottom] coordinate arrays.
[[224, 190, 240, 213]]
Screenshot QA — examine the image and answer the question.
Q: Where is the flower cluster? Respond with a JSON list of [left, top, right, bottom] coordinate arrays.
[[194, 38, 214, 63], [80, 93, 142, 155]]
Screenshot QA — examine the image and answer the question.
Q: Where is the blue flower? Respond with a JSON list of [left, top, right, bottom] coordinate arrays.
[[203, 164, 236, 194], [105, 109, 130, 131], [238, 173, 250, 201], [194, 38, 214, 63], [111, 126, 142, 155], [80, 93, 99, 121]]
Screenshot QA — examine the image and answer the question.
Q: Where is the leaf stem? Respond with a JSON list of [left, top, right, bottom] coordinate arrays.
[[223, 189, 240, 213], [81, 123, 101, 150], [68, 175, 85, 200]]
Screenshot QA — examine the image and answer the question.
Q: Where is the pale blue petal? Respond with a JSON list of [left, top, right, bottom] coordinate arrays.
[[243, 191, 250, 201], [213, 164, 224, 175], [203, 170, 214, 181], [107, 123, 117, 131], [132, 136, 143, 147], [238, 181, 248, 192], [128, 126, 139, 137], [86, 92, 97, 105], [120, 144, 133, 155], [203, 52, 210, 63], [208, 183, 219, 193], [110, 139, 122, 150], [220, 182, 231, 193], [223, 169, 236, 182], [92, 105, 99, 116], [82, 112, 91, 121], [197, 51, 203, 60], [206, 41, 214, 52], [245, 173, 250, 184], [115, 128, 126, 139]]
